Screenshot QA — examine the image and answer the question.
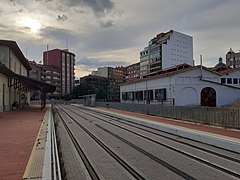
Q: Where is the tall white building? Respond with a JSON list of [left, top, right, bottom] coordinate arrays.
[[140, 30, 193, 76]]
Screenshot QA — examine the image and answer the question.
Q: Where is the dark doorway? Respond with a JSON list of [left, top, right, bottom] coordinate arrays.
[[3, 84, 5, 111], [201, 87, 216, 107]]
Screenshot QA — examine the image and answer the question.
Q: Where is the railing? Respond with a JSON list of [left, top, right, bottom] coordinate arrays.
[[121, 98, 174, 106], [95, 102, 240, 129]]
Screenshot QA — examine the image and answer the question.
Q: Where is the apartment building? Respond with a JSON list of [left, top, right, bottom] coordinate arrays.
[[92, 67, 113, 78], [226, 48, 240, 68], [140, 30, 193, 76], [91, 66, 126, 101], [111, 66, 126, 101], [126, 62, 140, 81], [80, 75, 109, 99], [29, 61, 61, 100], [43, 49, 75, 97]]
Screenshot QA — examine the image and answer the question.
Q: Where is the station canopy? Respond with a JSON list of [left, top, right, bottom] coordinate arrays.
[[0, 63, 56, 93]]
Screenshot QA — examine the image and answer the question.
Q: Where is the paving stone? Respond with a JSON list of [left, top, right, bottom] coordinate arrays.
[[0, 105, 46, 180]]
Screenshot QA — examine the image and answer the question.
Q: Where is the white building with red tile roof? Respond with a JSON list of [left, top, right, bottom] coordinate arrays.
[[120, 64, 240, 107]]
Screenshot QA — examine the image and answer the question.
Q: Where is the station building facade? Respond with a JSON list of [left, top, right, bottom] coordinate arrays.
[[0, 40, 31, 112], [0, 40, 56, 112], [120, 64, 240, 107]]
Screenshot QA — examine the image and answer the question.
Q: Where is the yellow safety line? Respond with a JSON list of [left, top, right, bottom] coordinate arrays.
[[22, 106, 50, 179]]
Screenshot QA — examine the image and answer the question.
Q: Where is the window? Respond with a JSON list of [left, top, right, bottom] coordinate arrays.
[[227, 78, 232, 84], [155, 88, 166, 101], [221, 78, 226, 84], [122, 92, 127, 100], [135, 91, 143, 100], [127, 92, 134, 100], [233, 78, 238, 84], [144, 90, 153, 100]]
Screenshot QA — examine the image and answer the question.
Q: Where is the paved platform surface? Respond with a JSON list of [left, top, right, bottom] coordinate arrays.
[[0, 106, 46, 180], [97, 107, 240, 140]]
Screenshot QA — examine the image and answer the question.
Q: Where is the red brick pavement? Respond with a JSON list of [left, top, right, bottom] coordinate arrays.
[[98, 107, 240, 139], [0, 106, 46, 180]]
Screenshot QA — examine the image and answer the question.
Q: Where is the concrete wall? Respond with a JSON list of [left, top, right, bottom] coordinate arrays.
[[162, 31, 193, 69]]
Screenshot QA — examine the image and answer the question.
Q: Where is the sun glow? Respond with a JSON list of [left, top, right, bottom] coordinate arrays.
[[20, 18, 42, 33]]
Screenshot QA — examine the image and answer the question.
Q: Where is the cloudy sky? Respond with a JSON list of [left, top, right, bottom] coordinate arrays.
[[1, 0, 240, 77]]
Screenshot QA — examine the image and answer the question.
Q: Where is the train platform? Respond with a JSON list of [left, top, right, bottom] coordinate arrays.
[[92, 106, 240, 153], [0, 105, 46, 180]]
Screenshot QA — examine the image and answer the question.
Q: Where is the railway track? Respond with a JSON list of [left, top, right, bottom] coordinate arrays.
[[56, 106, 146, 180], [54, 104, 240, 179], [69, 105, 240, 163]]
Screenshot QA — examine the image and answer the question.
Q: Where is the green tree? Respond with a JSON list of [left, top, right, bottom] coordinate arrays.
[[72, 83, 94, 98], [96, 86, 107, 100]]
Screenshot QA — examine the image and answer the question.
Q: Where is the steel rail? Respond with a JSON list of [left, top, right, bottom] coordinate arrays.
[[75, 105, 240, 163], [57, 105, 146, 180], [62, 105, 195, 180], [67, 105, 240, 179], [55, 107, 100, 180]]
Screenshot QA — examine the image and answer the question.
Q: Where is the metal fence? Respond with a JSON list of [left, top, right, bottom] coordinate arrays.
[[95, 102, 240, 129]]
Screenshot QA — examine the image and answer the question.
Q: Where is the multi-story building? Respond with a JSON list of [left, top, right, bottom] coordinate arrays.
[[91, 66, 126, 101], [111, 66, 127, 101], [28, 61, 42, 81], [140, 30, 193, 76], [126, 62, 140, 82], [29, 61, 61, 100], [28, 61, 42, 100], [92, 67, 113, 78], [81, 75, 109, 99], [41, 64, 61, 99], [43, 49, 75, 97], [226, 48, 240, 68]]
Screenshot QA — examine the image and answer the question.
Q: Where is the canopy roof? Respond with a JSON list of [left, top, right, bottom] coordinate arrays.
[[0, 63, 56, 93]]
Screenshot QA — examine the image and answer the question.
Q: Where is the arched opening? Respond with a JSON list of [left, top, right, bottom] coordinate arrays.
[[201, 87, 216, 107]]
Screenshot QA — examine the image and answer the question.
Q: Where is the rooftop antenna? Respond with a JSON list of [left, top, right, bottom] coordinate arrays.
[[47, 44, 49, 65], [66, 38, 68, 50], [200, 55, 203, 78]]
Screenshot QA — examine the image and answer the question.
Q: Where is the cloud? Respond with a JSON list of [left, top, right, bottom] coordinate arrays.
[[74, 8, 86, 14], [2, 0, 240, 78], [40, 27, 76, 42], [57, 14, 68, 21], [35, 0, 53, 2], [100, 20, 113, 28], [76, 56, 128, 70], [63, 0, 115, 16]]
